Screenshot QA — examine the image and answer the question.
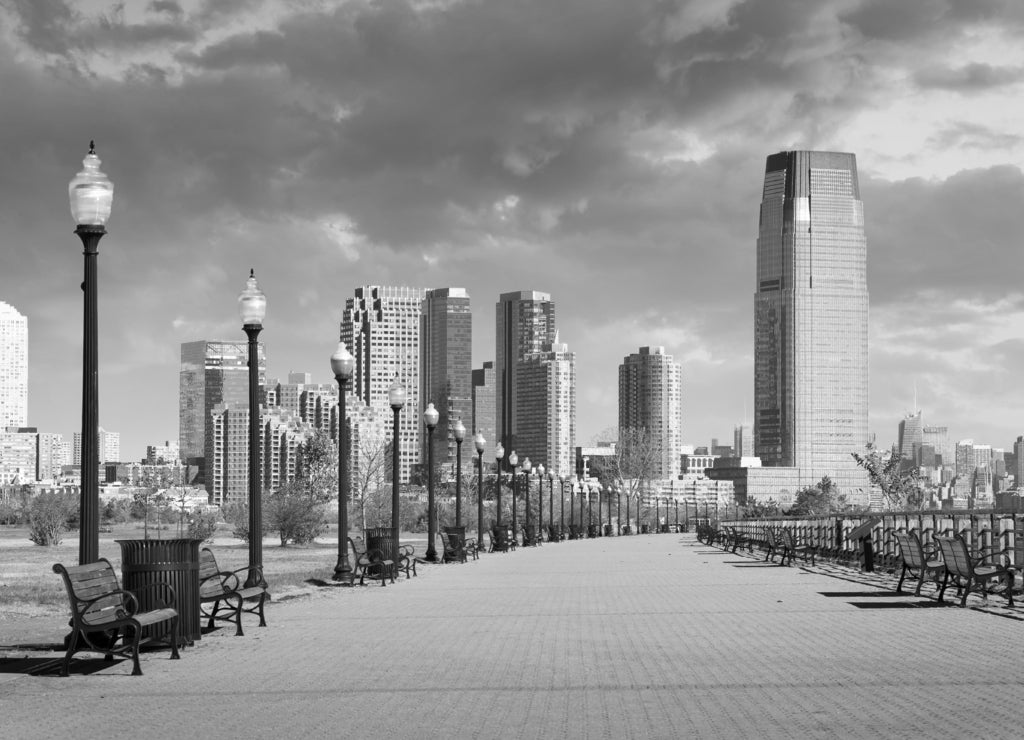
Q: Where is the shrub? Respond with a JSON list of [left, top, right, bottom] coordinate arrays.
[[28, 492, 78, 546], [222, 501, 270, 544], [187, 510, 221, 543], [266, 483, 327, 546]]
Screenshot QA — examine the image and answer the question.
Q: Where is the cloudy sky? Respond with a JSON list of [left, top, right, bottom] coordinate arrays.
[[2, 0, 1023, 462]]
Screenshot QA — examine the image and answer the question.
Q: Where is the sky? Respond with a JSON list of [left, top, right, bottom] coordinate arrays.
[[1, 0, 1023, 462]]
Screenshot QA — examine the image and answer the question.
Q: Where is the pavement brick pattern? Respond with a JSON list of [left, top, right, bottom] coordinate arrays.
[[3, 534, 1024, 739]]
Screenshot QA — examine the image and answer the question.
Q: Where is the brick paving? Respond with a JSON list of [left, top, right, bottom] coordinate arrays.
[[3, 533, 1024, 739]]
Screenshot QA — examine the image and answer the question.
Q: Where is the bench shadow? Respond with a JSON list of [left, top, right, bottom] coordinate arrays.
[[0, 656, 126, 676]]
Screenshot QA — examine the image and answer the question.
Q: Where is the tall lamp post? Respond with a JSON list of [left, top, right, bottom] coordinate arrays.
[[494, 443, 505, 527], [522, 457, 532, 543], [615, 486, 621, 535], [69, 142, 113, 566], [238, 270, 266, 588], [474, 431, 486, 544], [423, 402, 439, 562], [559, 476, 566, 536], [388, 377, 406, 560], [453, 419, 466, 527], [331, 341, 355, 583], [508, 451, 519, 543], [535, 463, 545, 540], [587, 481, 594, 537], [547, 468, 555, 540]]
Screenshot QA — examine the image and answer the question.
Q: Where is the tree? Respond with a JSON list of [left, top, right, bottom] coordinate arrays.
[[591, 426, 660, 502], [27, 492, 78, 546], [789, 476, 848, 516], [265, 482, 328, 546], [297, 429, 337, 505], [350, 434, 390, 530], [852, 443, 925, 510]]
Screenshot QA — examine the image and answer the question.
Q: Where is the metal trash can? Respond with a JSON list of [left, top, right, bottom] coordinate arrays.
[[365, 526, 397, 576], [604, 524, 614, 536], [117, 538, 201, 645], [641, 524, 650, 534]]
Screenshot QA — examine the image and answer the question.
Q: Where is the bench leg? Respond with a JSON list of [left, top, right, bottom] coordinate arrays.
[[230, 595, 244, 636], [60, 629, 79, 677]]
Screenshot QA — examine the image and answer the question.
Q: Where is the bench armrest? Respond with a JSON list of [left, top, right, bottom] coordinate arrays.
[[201, 569, 241, 594], [75, 588, 139, 622]]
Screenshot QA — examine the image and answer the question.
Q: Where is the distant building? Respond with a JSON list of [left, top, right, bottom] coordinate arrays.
[[734, 422, 753, 457], [753, 150, 869, 495], [0, 301, 27, 428], [516, 339, 575, 477], [898, 411, 923, 460], [922, 425, 951, 467], [495, 291, 557, 455], [146, 441, 180, 465], [1015, 436, 1024, 489], [179, 340, 266, 492], [0, 427, 36, 484], [419, 288, 473, 474], [73, 428, 120, 465], [618, 346, 683, 480], [341, 285, 426, 483], [471, 362, 496, 457]]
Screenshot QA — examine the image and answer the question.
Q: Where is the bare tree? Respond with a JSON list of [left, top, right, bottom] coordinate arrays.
[[351, 434, 390, 530], [590, 426, 660, 500]]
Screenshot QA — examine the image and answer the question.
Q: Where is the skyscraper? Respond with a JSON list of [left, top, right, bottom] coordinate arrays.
[[734, 422, 753, 458], [341, 286, 426, 483], [73, 428, 120, 464], [472, 362, 496, 457], [517, 338, 576, 476], [495, 291, 556, 453], [0, 301, 28, 428], [419, 288, 472, 471], [754, 150, 869, 486], [179, 340, 266, 490], [618, 346, 683, 480], [898, 411, 923, 461]]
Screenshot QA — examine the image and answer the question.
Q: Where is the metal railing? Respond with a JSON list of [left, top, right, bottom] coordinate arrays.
[[720, 511, 1024, 570]]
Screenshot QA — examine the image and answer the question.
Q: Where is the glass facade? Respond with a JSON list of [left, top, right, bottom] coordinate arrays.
[[0, 301, 27, 428], [618, 346, 684, 479], [754, 151, 869, 480]]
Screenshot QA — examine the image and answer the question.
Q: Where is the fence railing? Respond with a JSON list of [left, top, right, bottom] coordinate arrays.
[[720, 511, 1024, 570]]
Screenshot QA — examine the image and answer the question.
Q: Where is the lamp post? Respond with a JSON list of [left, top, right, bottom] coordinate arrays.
[[625, 489, 632, 534], [509, 451, 519, 544], [331, 341, 355, 583], [238, 270, 266, 588], [596, 483, 603, 536], [559, 476, 565, 536], [474, 431, 486, 545], [423, 402, 439, 562], [547, 468, 554, 541], [494, 443, 505, 527], [615, 486, 621, 535], [656, 497, 660, 533], [587, 482, 594, 537], [453, 419, 466, 527], [69, 142, 113, 566], [535, 463, 544, 540], [522, 457, 532, 543], [389, 377, 406, 560]]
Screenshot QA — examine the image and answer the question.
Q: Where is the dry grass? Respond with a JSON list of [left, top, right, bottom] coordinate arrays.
[[0, 523, 427, 620]]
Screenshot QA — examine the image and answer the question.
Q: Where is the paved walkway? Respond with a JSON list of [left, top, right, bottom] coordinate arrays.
[[3, 534, 1024, 739]]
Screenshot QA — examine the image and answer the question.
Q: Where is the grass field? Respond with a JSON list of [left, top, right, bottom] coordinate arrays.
[[0, 522, 430, 645]]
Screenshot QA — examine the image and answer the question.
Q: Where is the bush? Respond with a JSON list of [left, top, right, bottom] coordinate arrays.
[[266, 484, 327, 546], [28, 492, 78, 546], [187, 510, 221, 543], [222, 501, 270, 544]]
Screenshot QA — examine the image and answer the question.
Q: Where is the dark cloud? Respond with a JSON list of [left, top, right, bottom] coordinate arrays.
[[915, 63, 1024, 91], [841, 0, 949, 42], [928, 122, 1023, 152]]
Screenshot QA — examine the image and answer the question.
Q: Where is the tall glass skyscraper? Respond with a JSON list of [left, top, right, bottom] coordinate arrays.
[[0, 301, 28, 428], [754, 151, 869, 479], [419, 288, 472, 470], [618, 346, 683, 480]]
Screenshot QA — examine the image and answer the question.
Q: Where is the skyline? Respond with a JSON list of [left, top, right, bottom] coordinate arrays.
[[2, 1, 1023, 461]]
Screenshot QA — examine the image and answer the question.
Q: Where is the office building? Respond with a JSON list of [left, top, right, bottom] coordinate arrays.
[[419, 288, 472, 472], [341, 286, 426, 483], [496, 291, 557, 454], [179, 341, 266, 486], [472, 362, 496, 457], [0, 427, 36, 484], [73, 427, 120, 465], [146, 441, 180, 465], [516, 339, 575, 477], [0, 301, 28, 428], [753, 150, 869, 492], [734, 422, 753, 458], [898, 411, 923, 461], [618, 346, 683, 480]]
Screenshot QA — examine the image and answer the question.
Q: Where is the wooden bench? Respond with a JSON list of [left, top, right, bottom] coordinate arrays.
[[780, 528, 815, 566], [198, 548, 268, 636], [349, 536, 395, 586], [763, 527, 783, 563], [935, 534, 1016, 608], [440, 532, 467, 563], [893, 530, 942, 596], [489, 527, 512, 553], [53, 558, 181, 677]]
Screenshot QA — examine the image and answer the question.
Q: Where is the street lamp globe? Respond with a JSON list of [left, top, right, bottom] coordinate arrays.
[[508, 450, 518, 467], [537, 463, 545, 478], [238, 269, 266, 327], [388, 376, 406, 409], [522, 457, 531, 474], [330, 341, 355, 380], [69, 141, 113, 226], [494, 442, 504, 461], [474, 430, 485, 454], [423, 402, 439, 429], [453, 418, 466, 443]]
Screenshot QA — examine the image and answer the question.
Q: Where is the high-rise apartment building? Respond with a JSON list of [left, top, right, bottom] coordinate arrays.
[[472, 362, 496, 457], [753, 150, 869, 490], [419, 288, 472, 472], [341, 286, 426, 483], [1014, 436, 1024, 489], [0, 427, 36, 483], [73, 427, 120, 464], [922, 425, 951, 468], [618, 346, 683, 480], [516, 339, 576, 476], [495, 291, 557, 453], [146, 441, 180, 465], [179, 340, 266, 491], [0, 301, 28, 428]]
